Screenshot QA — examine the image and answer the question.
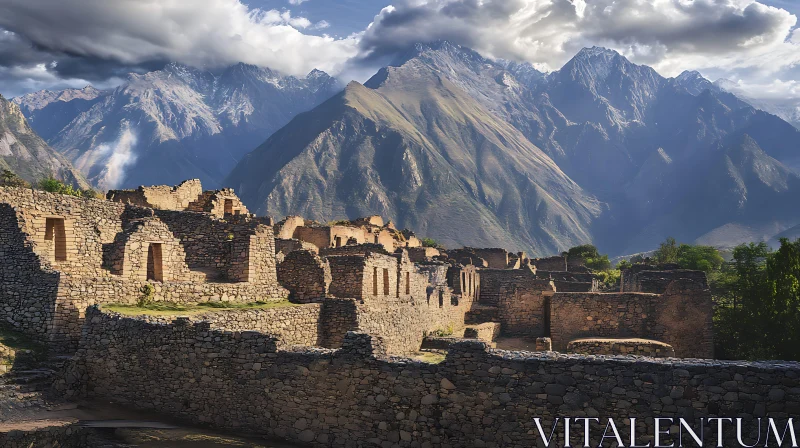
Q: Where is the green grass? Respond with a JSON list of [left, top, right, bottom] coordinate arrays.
[[103, 300, 298, 317], [412, 351, 447, 364]]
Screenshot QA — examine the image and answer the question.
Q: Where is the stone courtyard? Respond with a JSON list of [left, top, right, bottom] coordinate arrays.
[[0, 179, 790, 448]]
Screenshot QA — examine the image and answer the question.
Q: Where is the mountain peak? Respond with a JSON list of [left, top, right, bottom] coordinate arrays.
[[574, 46, 622, 60], [676, 70, 703, 81]]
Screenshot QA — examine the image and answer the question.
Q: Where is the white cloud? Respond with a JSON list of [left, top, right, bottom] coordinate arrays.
[[84, 125, 138, 189], [289, 0, 309, 4], [359, 0, 800, 77], [0, 0, 358, 78]]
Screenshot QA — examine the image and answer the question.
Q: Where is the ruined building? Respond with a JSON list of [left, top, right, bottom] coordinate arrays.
[[0, 180, 738, 448], [0, 182, 284, 347]]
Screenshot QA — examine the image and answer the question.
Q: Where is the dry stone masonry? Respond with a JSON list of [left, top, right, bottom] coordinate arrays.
[[57, 310, 800, 448], [0, 178, 741, 446]]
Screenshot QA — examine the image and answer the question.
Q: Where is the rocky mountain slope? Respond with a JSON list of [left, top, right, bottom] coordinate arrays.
[[0, 94, 89, 189], [14, 63, 341, 190], [229, 42, 800, 255], [226, 63, 603, 254]]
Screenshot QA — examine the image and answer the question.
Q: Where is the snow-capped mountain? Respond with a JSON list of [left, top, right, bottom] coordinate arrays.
[[13, 63, 341, 189]]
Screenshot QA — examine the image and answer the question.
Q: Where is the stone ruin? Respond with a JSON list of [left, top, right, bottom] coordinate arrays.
[[0, 181, 284, 348], [0, 179, 716, 358], [0, 179, 737, 446]]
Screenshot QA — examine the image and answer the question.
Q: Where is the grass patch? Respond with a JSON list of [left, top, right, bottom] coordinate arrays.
[[411, 351, 447, 364], [103, 300, 298, 317]]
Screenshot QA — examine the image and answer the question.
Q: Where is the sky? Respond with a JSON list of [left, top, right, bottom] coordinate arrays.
[[0, 0, 798, 106]]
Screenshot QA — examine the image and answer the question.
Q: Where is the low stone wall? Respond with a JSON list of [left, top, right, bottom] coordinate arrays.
[[52, 275, 289, 348], [567, 338, 676, 358], [60, 309, 800, 448], [0, 424, 97, 448], [180, 301, 356, 348]]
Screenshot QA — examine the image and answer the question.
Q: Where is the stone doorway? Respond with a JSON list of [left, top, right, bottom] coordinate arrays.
[[147, 243, 164, 282], [224, 199, 233, 215]]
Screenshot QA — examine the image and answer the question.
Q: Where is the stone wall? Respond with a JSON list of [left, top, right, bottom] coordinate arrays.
[[621, 267, 709, 294], [106, 179, 203, 210], [533, 255, 567, 271], [277, 250, 331, 303], [550, 279, 714, 358], [274, 216, 307, 240], [61, 310, 800, 448], [136, 300, 357, 348], [186, 189, 248, 217], [406, 247, 439, 262], [319, 243, 389, 257], [0, 186, 287, 347], [567, 338, 676, 357], [470, 248, 509, 269]]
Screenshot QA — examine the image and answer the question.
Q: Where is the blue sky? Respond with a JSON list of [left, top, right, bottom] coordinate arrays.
[[248, 0, 391, 38]]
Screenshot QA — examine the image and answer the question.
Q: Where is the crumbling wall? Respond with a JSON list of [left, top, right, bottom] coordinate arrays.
[[0, 186, 287, 347], [550, 279, 713, 358], [106, 179, 203, 210], [186, 189, 248, 217], [533, 255, 567, 271], [277, 250, 331, 303], [621, 268, 709, 294], [61, 311, 799, 448], [469, 248, 509, 269]]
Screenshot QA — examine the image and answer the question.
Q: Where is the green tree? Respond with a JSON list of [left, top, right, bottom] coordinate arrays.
[[566, 244, 611, 270], [765, 238, 800, 360], [677, 244, 724, 272], [37, 176, 84, 197], [712, 242, 774, 360], [421, 238, 443, 249], [653, 237, 679, 264]]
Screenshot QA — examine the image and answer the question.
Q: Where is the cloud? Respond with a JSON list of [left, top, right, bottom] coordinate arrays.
[[358, 0, 800, 77], [289, 0, 309, 4], [0, 0, 359, 83], [88, 125, 138, 189]]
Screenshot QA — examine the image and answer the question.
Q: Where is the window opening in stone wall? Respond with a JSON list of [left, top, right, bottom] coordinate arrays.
[[234, 209, 241, 215], [374, 235, 379, 244], [405, 272, 410, 295], [45, 217, 67, 262], [147, 243, 164, 282], [383, 268, 390, 295], [224, 199, 233, 215], [438, 289, 444, 308], [373, 267, 378, 295]]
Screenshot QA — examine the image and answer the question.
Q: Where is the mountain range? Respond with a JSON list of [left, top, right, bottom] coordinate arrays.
[[13, 63, 341, 189], [8, 42, 800, 256]]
